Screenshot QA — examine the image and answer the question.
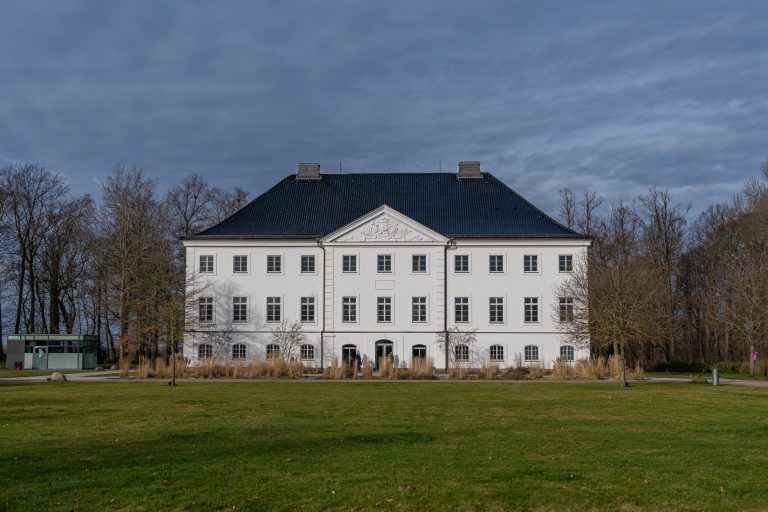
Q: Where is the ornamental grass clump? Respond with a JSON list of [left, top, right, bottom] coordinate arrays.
[[410, 357, 435, 379], [552, 358, 574, 380], [482, 363, 500, 380], [378, 355, 396, 380], [362, 359, 373, 379], [118, 357, 132, 379], [528, 363, 545, 379], [324, 357, 345, 379]]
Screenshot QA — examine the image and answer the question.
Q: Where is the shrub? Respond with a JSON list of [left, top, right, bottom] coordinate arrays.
[[738, 362, 751, 375], [552, 359, 573, 380], [528, 363, 545, 379], [717, 361, 737, 373], [362, 359, 373, 379], [410, 357, 435, 379], [324, 357, 345, 379]]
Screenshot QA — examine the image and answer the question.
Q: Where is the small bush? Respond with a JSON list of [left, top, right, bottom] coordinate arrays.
[[324, 357, 345, 379], [552, 359, 574, 380], [362, 359, 373, 379], [481, 363, 500, 380], [501, 367, 528, 380], [738, 361, 751, 375], [717, 361, 737, 373], [527, 363, 545, 379]]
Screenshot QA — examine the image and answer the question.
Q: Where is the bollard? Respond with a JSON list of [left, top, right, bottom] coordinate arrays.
[[712, 367, 719, 386]]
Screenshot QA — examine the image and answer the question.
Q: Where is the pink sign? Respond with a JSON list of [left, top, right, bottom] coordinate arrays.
[[752, 352, 758, 361]]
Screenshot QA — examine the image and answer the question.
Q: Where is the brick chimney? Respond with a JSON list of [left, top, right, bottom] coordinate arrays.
[[296, 163, 321, 180], [458, 161, 482, 179]]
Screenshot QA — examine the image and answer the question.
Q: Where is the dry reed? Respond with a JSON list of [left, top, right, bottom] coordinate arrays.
[[362, 359, 373, 379], [118, 357, 131, 379], [324, 357, 345, 379], [552, 358, 574, 380], [410, 357, 435, 379]]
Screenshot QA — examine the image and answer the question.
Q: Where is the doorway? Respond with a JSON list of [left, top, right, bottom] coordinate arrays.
[[33, 346, 48, 369], [374, 340, 394, 370], [342, 344, 358, 369]]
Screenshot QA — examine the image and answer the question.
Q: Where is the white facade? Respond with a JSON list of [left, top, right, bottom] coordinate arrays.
[[183, 205, 589, 369]]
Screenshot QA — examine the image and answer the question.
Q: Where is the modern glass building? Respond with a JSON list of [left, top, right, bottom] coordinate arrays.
[[5, 334, 99, 370]]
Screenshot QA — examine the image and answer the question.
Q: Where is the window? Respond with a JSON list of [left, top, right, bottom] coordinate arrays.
[[560, 345, 575, 362], [267, 255, 282, 273], [559, 297, 574, 322], [342, 255, 357, 273], [412, 297, 427, 323], [266, 344, 280, 359], [301, 297, 315, 323], [412, 255, 427, 273], [232, 343, 246, 360], [300, 343, 315, 360], [377, 297, 392, 323], [455, 297, 469, 323], [233, 255, 248, 273], [301, 255, 316, 273], [490, 344, 504, 362], [489, 297, 504, 323], [412, 344, 427, 359], [524, 345, 539, 362], [342, 297, 357, 322], [266, 297, 281, 322], [524, 254, 538, 273], [559, 254, 573, 273], [233, 296, 247, 322], [198, 296, 213, 323], [454, 254, 469, 273], [377, 254, 392, 273], [198, 343, 212, 359], [199, 255, 214, 273], [524, 297, 539, 323], [455, 344, 469, 361], [489, 255, 504, 273]]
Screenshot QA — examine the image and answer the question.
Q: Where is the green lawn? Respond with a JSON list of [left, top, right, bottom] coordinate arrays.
[[2, 382, 767, 511], [645, 371, 768, 381]]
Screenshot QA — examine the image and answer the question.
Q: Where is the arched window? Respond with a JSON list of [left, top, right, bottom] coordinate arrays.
[[198, 343, 212, 359], [455, 344, 469, 362], [300, 344, 315, 360], [524, 344, 539, 362], [266, 344, 280, 360], [412, 344, 427, 359], [232, 343, 246, 360], [559, 345, 575, 362], [490, 344, 504, 362]]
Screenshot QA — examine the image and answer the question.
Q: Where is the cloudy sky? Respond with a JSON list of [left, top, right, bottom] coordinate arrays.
[[1, 0, 766, 218]]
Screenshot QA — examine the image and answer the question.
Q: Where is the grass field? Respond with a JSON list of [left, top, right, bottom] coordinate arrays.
[[2, 381, 767, 511], [0, 368, 104, 378]]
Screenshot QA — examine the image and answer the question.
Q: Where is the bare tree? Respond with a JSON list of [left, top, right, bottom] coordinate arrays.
[[270, 320, 307, 362], [558, 188, 577, 229], [435, 327, 477, 370]]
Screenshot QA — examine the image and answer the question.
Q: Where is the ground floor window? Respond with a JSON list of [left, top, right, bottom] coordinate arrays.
[[560, 345, 575, 361], [198, 343, 213, 359], [455, 344, 469, 362], [232, 343, 246, 360], [524, 344, 539, 362], [300, 343, 315, 360], [412, 344, 427, 359], [266, 344, 280, 359], [490, 344, 504, 362]]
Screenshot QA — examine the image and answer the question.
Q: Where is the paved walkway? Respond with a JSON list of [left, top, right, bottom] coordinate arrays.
[[2, 372, 768, 388]]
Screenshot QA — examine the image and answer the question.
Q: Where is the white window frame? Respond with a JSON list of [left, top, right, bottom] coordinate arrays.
[[342, 296, 358, 323], [454, 254, 470, 273], [199, 254, 215, 274], [559, 254, 574, 273], [489, 254, 505, 274], [560, 344, 575, 362], [524, 344, 539, 362], [233, 255, 249, 274], [454, 296, 470, 324], [198, 343, 213, 359], [489, 297, 505, 324], [342, 254, 358, 274], [300, 343, 315, 361], [523, 296, 540, 324], [300, 296, 316, 324], [232, 343, 247, 360], [232, 296, 248, 323], [377, 296, 393, 323], [455, 344, 469, 362], [412, 254, 428, 273], [266, 296, 282, 323], [523, 254, 539, 274], [411, 296, 428, 323], [559, 297, 574, 323], [198, 296, 214, 323], [377, 254, 393, 274], [489, 344, 504, 362], [266, 344, 280, 360], [266, 254, 283, 275], [300, 254, 317, 274]]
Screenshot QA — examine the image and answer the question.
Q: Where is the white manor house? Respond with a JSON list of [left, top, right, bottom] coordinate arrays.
[[182, 162, 590, 369]]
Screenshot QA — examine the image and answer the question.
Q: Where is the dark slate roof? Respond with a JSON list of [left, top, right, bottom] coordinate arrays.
[[190, 173, 588, 239]]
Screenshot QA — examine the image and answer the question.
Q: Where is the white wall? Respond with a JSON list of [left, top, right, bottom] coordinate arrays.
[[182, 232, 589, 369]]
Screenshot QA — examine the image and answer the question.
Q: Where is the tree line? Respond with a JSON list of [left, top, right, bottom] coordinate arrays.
[[556, 161, 768, 372], [2, 161, 767, 370], [0, 163, 247, 362]]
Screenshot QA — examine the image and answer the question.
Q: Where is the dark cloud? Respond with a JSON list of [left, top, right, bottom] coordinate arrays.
[[1, 0, 766, 219]]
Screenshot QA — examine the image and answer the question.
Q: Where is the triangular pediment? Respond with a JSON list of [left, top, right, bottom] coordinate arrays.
[[324, 205, 447, 244]]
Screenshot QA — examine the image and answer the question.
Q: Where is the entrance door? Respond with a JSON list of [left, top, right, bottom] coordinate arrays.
[[33, 347, 48, 369], [342, 344, 358, 369], [375, 340, 394, 370]]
